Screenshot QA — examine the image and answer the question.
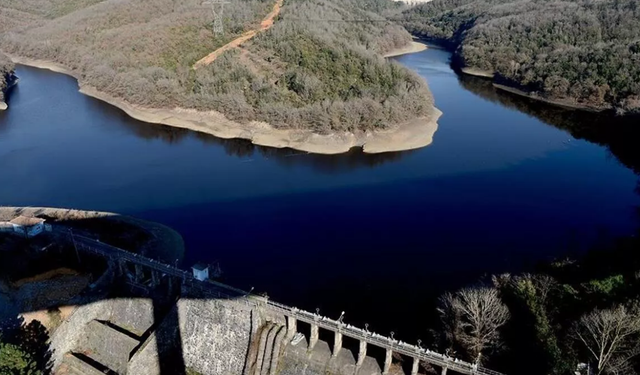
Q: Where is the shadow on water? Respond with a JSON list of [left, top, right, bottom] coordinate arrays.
[[457, 75, 640, 174]]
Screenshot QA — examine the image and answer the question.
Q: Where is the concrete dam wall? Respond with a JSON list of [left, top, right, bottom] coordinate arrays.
[[50, 297, 386, 375], [128, 298, 259, 375]]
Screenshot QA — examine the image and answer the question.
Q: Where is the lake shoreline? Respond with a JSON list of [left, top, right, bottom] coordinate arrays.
[[451, 60, 608, 113], [0, 206, 184, 263], [6, 50, 441, 155], [416, 39, 613, 113], [1, 76, 16, 111], [383, 40, 428, 58], [460, 67, 494, 79], [492, 83, 607, 112]]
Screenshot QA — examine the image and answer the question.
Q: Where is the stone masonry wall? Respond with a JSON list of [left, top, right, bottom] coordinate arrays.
[[181, 299, 254, 374], [129, 298, 267, 375], [105, 298, 155, 336]]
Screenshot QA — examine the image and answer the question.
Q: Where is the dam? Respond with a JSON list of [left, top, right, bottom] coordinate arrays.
[[45, 229, 504, 375]]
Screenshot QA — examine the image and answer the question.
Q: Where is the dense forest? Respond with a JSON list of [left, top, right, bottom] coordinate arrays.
[[400, 0, 640, 113], [0, 0, 434, 132], [0, 53, 15, 106]]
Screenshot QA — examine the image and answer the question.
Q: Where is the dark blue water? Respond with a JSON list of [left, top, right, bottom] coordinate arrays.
[[1, 46, 638, 341]]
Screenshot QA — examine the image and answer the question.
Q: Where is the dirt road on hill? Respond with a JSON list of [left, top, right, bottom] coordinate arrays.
[[194, 0, 284, 69]]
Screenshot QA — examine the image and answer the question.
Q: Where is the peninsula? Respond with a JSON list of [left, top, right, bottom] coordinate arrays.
[[401, 0, 640, 114], [0, 0, 441, 154]]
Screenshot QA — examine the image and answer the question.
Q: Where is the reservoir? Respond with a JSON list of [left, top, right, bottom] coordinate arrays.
[[1, 46, 639, 342]]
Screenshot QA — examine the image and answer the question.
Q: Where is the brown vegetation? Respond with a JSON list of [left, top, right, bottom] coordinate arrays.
[[0, 0, 434, 132], [12, 268, 79, 288]]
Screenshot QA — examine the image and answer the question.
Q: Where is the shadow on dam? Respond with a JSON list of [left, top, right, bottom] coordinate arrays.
[[0, 214, 223, 375], [1, 214, 433, 375]]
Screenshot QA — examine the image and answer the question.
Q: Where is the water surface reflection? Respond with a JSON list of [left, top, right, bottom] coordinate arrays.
[[458, 75, 640, 173], [88, 94, 414, 173]]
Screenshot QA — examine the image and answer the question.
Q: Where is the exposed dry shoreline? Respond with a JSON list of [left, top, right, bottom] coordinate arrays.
[[460, 67, 494, 79], [6, 49, 441, 155], [455, 62, 607, 112], [493, 83, 606, 112], [383, 40, 428, 58], [0, 101, 6, 111]]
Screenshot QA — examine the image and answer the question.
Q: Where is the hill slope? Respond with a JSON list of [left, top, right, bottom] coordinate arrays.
[[0, 0, 436, 137], [401, 0, 640, 113]]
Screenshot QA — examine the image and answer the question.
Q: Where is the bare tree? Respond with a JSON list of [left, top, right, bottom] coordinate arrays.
[[438, 286, 510, 365], [573, 305, 640, 375]]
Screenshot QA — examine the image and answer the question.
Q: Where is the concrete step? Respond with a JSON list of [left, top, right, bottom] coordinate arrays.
[[56, 353, 113, 375], [76, 320, 140, 374]]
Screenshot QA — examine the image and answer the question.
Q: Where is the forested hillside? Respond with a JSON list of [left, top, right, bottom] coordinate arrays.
[[401, 0, 640, 113], [0, 0, 434, 132], [0, 53, 15, 106]]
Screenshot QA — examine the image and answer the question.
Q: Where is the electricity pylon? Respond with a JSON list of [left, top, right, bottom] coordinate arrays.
[[202, 0, 229, 35]]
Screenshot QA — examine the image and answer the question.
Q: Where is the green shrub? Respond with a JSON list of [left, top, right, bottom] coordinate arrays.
[[0, 342, 41, 375]]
